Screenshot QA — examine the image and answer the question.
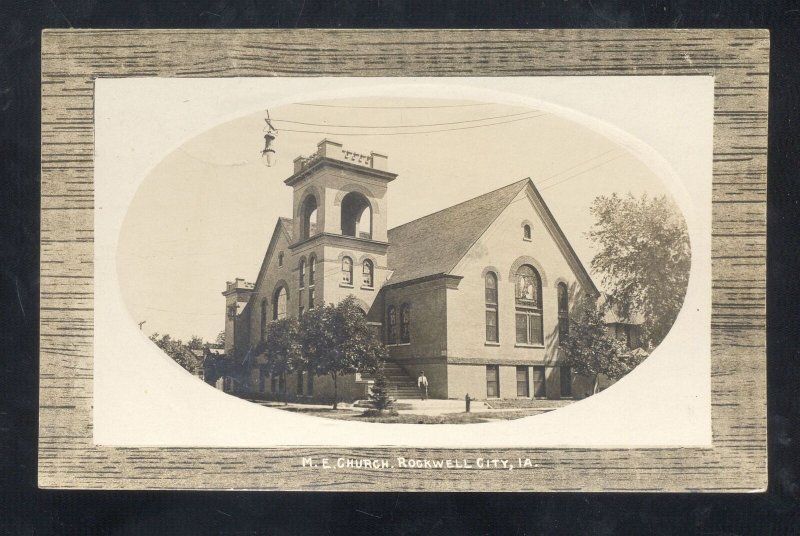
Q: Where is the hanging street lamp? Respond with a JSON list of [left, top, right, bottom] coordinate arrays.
[[261, 110, 278, 167]]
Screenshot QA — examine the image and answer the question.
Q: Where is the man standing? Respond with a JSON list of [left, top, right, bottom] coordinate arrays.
[[417, 371, 428, 401]]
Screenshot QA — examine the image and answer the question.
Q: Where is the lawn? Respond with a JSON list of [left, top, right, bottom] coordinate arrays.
[[485, 398, 577, 410], [344, 412, 492, 424], [268, 405, 555, 424]]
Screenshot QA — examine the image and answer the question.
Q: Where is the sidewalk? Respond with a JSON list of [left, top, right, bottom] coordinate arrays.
[[391, 398, 570, 416], [248, 397, 573, 418], [392, 398, 489, 416]]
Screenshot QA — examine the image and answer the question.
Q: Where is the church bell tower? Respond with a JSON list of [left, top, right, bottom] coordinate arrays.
[[283, 139, 397, 311]]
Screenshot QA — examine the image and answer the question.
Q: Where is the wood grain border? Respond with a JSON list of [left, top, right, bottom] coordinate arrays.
[[39, 29, 768, 491]]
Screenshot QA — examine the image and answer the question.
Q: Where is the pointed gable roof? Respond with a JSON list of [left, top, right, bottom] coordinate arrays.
[[386, 178, 529, 286], [278, 217, 294, 243], [386, 178, 598, 295], [241, 217, 294, 316]]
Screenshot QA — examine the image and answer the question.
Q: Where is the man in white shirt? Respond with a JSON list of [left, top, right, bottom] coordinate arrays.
[[417, 371, 428, 400]]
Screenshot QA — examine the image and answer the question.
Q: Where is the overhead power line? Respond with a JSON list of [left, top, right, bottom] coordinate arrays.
[[141, 305, 222, 316], [534, 148, 619, 186], [294, 102, 494, 109], [540, 154, 625, 191], [272, 110, 541, 129], [274, 113, 549, 137]]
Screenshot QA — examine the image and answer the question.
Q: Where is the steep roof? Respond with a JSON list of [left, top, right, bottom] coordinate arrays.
[[600, 295, 645, 325], [386, 178, 598, 295], [278, 217, 294, 243], [244, 177, 596, 299], [241, 217, 294, 317], [386, 178, 529, 286]]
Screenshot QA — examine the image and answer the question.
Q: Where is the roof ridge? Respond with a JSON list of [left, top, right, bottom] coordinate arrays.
[[388, 177, 529, 233], [385, 177, 531, 286], [443, 178, 533, 275]]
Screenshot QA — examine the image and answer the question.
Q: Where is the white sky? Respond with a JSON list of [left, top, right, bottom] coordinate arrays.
[[117, 96, 674, 341]]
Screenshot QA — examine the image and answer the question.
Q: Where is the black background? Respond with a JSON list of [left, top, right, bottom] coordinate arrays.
[[2, 1, 799, 534]]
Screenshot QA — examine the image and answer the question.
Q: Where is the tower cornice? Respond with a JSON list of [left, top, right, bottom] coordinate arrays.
[[288, 232, 389, 254], [284, 156, 397, 187]]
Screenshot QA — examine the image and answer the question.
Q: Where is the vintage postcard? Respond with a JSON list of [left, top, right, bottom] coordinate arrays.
[[40, 30, 768, 491]]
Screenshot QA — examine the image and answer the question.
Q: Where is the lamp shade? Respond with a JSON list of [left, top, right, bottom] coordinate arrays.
[[261, 149, 276, 167]]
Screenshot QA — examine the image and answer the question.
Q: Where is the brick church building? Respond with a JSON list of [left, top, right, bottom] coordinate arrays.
[[222, 139, 599, 402]]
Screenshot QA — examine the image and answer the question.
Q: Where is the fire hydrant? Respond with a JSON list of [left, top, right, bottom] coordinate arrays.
[[465, 393, 471, 413]]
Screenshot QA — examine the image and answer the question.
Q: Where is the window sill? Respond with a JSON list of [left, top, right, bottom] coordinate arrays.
[[484, 341, 500, 347], [523, 237, 532, 242], [339, 283, 354, 289], [360, 285, 374, 291], [387, 343, 411, 347], [515, 343, 545, 349]]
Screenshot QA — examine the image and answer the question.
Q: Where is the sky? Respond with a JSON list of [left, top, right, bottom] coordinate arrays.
[[116, 96, 674, 342]]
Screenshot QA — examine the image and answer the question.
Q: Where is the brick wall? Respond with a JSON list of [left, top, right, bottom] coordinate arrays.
[[383, 278, 449, 361], [246, 227, 296, 345], [446, 186, 586, 367], [249, 367, 371, 403], [446, 363, 586, 400]]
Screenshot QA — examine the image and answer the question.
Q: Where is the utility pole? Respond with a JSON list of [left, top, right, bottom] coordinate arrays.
[[138, 320, 146, 330]]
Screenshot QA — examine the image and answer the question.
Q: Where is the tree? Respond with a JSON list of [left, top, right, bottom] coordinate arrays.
[[561, 296, 643, 394], [588, 193, 691, 348], [149, 332, 200, 375], [368, 362, 392, 413], [301, 296, 387, 409], [213, 330, 225, 348], [187, 335, 204, 351], [264, 317, 303, 404]]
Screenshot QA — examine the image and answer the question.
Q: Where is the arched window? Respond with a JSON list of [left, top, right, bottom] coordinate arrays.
[[523, 224, 532, 240], [308, 255, 316, 309], [301, 195, 318, 240], [299, 259, 306, 288], [387, 306, 397, 344], [273, 286, 287, 320], [557, 282, 569, 343], [260, 298, 268, 342], [485, 272, 499, 342], [341, 256, 353, 285], [515, 265, 543, 345], [362, 259, 374, 288], [400, 303, 411, 343], [340, 192, 372, 239]]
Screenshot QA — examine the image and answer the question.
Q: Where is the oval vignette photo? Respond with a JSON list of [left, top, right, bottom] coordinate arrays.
[[117, 88, 690, 422], [94, 77, 712, 448]]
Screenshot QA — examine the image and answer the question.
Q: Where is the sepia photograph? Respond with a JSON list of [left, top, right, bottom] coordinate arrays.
[[38, 30, 767, 491], [93, 76, 710, 448], [122, 93, 690, 423]]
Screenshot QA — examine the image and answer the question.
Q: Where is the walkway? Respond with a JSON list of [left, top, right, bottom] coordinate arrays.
[[392, 398, 570, 416], [250, 398, 573, 418]]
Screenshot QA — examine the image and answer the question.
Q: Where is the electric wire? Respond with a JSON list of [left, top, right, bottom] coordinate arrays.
[[540, 153, 626, 191], [273, 113, 549, 136], [534, 148, 620, 186], [294, 102, 495, 109], [271, 110, 542, 129]]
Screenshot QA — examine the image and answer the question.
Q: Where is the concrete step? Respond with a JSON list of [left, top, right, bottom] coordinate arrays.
[[372, 362, 422, 400]]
